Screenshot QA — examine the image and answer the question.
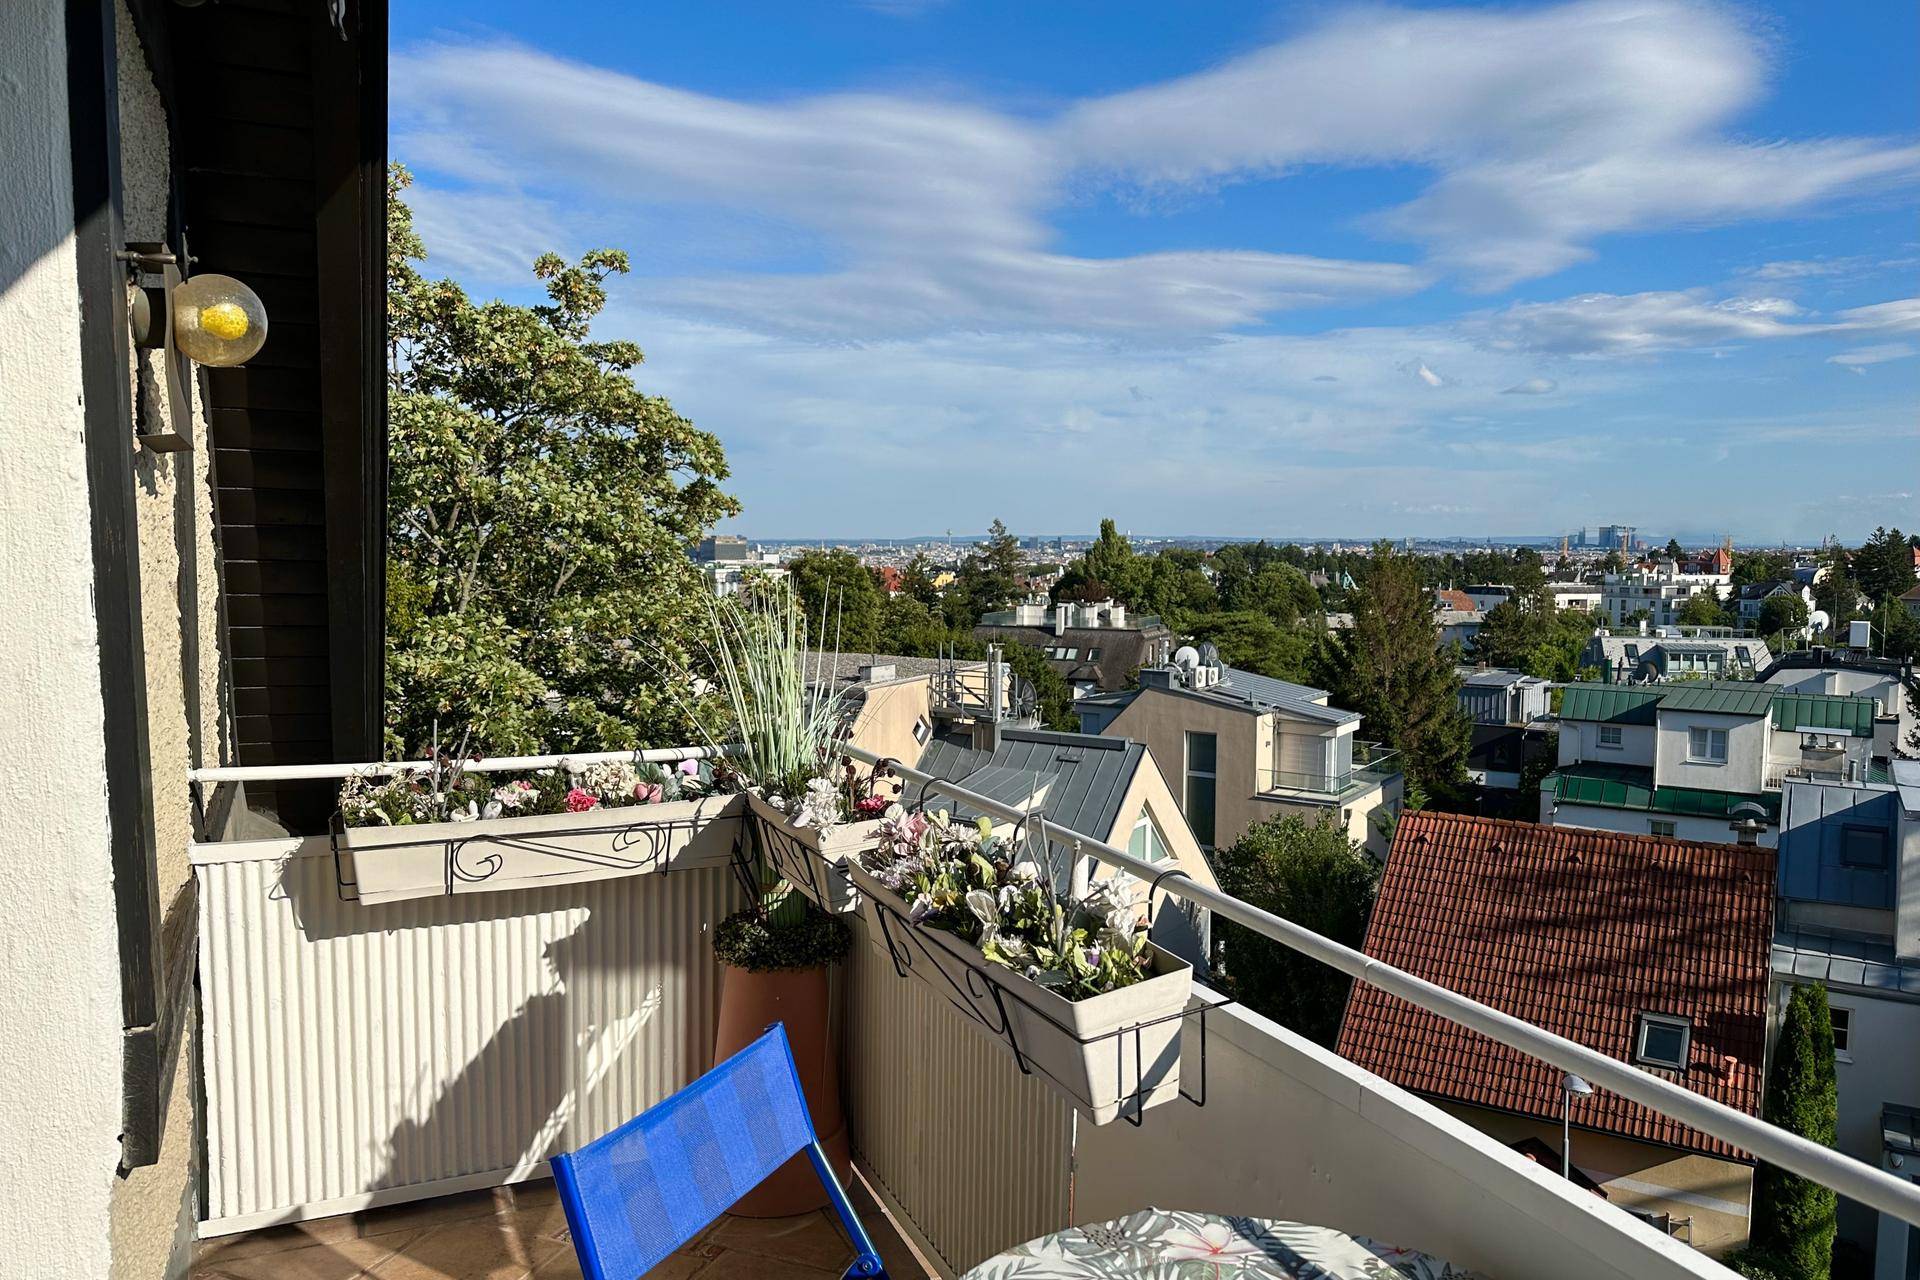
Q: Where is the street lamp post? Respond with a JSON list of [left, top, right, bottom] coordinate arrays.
[[1562, 1073, 1594, 1179]]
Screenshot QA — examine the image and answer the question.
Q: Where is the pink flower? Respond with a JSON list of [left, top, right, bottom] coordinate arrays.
[[677, 759, 700, 775], [565, 788, 599, 813], [633, 782, 664, 804], [1158, 1222, 1267, 1266], [854, 796, 889, 817]]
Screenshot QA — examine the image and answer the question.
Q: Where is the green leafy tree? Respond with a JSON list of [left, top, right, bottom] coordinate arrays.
[[1744, 984, 1838, 1280], [1212, 813, 1380, 1047], [948, 519, 1023, 626], [1757, 594, 1809, 642], [1185, 612, 1315, 684], [1855, 526, 1917, 601], [899, 552, 943, 608], [1664, 537, 1685, 560], [1675, 591, 1729, 627], [383, 166, 737, 756], [1313, 543, 1471, 800], [1815, 549, 1861, 636], [1870, 592, 1920, 663], [786, 549, 885, 654], [1733, 550, 1793, 589]]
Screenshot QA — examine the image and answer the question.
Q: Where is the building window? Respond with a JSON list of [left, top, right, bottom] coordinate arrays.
[[1128, 810, 1171, 863], [911, 716, 931, 746], [1598, 725, 1623, 749], [1650, 820, 1677, 838], [1086, 647, 1101, 661], [1624, 644, 1641, 662], [1634, 1013, 1692, 1070], [1734, 646, 1751, 666], [1184, 731, 1217, 850], [1840, 825, 1889, 869], [1829, 1007, 1851, 1058], [1687, 726, 1728, 763]]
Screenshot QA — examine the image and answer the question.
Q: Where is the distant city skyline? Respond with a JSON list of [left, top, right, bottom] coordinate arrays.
[[394, 1, 1918, 541]]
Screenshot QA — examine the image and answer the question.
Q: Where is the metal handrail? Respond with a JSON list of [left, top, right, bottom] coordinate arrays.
[[842, 742, 1920, 1231], [187, 745, 732, 784], [1258, 745, 1402, 796]]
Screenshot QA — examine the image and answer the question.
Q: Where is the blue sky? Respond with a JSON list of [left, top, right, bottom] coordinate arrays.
[[390, 0, 1918, 543]]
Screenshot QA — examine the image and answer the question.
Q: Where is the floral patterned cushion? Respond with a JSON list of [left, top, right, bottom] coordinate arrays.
[[962, 1208, 1485, 1279]]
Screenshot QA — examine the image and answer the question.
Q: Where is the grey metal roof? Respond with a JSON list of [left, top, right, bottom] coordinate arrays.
[[916, 728, 1146, 893], [1203, 667, 1358, 726], [805, 651, 983, 688], [1771, 927, 1920, 1001], [1895, 759, 1920, 817]]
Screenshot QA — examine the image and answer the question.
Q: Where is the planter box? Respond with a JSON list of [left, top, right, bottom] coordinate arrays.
[[744, 791, 879, 915], [848, 865, 1192, 1125], [334, 792, 746, 905]]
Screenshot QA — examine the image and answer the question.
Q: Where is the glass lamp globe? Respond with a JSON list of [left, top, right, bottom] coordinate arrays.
[[172, 273, 268, 366]]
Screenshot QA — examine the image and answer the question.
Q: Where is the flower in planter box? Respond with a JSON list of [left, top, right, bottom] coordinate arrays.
[[564, 787, 599, 813]]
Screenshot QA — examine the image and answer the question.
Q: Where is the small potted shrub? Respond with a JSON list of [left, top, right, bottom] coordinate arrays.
[[850, 807, 1193, 1124], [710, 884, 853, 1216], [331, 751, 745, 904]]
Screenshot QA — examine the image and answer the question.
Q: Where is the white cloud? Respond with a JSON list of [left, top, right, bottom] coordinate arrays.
[[1061, 1, 1920, 287], [391, 42, 1426, 339], [1467, 289, 1920, 356], [1501, 377, 1558, 395], [1827, 342, 1916, 373], [392, 0, 1920, 339]]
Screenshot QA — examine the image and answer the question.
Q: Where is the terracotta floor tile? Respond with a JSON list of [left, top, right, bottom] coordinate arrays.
[[685, 1250, 838, 1280], [195, 1215, 364, 1265], [356, 1189, 505, 1240], [193, 1232, 413, 1280], [367, 1216, 565, 1280], [704, 1210, 854, 1271]]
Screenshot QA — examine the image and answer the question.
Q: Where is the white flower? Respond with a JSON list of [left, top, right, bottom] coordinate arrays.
[[482, 801, 503, 820], [908, 894, 933, 923], [1009, 858, 1040, 882], [449, 801, 479, 823]]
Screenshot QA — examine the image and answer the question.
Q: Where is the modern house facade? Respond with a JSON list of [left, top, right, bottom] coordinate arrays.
[[1582, 630, 1771, 684], [1602, 561, 1732, 629], [1458, 667, 1555, 791], [1076, 651, 1403, 856], [1340, 813, 1776, 1257], [973, 596, 1173, 695], [1544, 681, 1888, 848], [1770, 758, 1920, 1274]]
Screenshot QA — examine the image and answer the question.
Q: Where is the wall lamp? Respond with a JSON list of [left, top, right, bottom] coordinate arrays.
[[121, 243, 269, 451]]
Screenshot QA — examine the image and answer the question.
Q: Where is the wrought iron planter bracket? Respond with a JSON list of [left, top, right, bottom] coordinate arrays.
[[860, 878, 1228, 1125], [328, 813, 710, 901]]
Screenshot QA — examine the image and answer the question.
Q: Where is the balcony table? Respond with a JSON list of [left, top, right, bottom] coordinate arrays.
[[962, 1207, 1483, 1278]]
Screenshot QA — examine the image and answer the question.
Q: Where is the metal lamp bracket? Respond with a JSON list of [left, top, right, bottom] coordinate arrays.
[[122, 242, 194, 453]]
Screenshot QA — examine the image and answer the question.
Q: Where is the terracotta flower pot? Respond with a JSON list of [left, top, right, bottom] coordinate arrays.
[[712, 962, 850, 1217]]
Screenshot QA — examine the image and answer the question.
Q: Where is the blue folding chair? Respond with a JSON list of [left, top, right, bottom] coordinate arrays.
[[550, 1023, 889, 1280]]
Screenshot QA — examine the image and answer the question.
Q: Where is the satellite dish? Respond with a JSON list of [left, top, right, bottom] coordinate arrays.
[[1197, 641, 1222, 668], [1807, 610, 1830, 634], [1172, 645, 1201, 671]]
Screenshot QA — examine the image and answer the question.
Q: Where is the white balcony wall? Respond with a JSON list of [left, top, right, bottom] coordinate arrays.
[[1653, 713, 1768, 793], [843, 907, 1738, 1280], [193, 837, 739, 1234]]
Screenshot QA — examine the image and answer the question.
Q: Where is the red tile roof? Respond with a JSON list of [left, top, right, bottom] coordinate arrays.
[[1434, 588, 1476, 612], [1337, 811, 1775, 1160]]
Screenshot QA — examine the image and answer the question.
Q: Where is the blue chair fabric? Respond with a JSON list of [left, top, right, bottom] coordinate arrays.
[[551, 1023, 888, 1280]]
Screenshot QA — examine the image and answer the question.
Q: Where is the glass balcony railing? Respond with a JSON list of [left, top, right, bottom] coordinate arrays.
[[1258, 741, 1402, 797]]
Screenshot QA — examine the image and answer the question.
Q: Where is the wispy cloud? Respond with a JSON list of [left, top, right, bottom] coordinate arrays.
[[1828, 342, 1917, 373], [1502, 377, 1558, 395], [393, 0, 1920, 337], [1467, 289, 1920, 356]]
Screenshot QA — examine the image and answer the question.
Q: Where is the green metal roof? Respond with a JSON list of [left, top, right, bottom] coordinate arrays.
[[1558, 684, 1663, 725], [1654, 681, 1776, 718], [1548, 763, 1781, 823], [1770, 691, 1876, 738]]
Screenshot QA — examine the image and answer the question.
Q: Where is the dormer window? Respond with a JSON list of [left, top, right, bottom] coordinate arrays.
[[1634, 1013, 1691, 1070]]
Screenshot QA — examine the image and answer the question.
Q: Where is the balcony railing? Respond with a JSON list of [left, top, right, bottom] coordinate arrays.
[[844, 743, 1920, 1243], [187, 743, 1920, 1277], [1257, 741, 1402, 798]]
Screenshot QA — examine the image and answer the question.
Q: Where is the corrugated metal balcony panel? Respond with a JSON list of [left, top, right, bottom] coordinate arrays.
[[197, 843, 738, 1231]]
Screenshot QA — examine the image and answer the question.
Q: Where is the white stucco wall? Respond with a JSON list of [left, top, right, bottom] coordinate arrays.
[[1544, 799, 1778, 849], [1654, 713, 1768, 793], [0, 2, 127, 1275], [1560, 720, 1657, 768]]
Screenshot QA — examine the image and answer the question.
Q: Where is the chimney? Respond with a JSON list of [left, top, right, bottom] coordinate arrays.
[[987, 644, 1004, 724], [1054, 605, 1067, 637]]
